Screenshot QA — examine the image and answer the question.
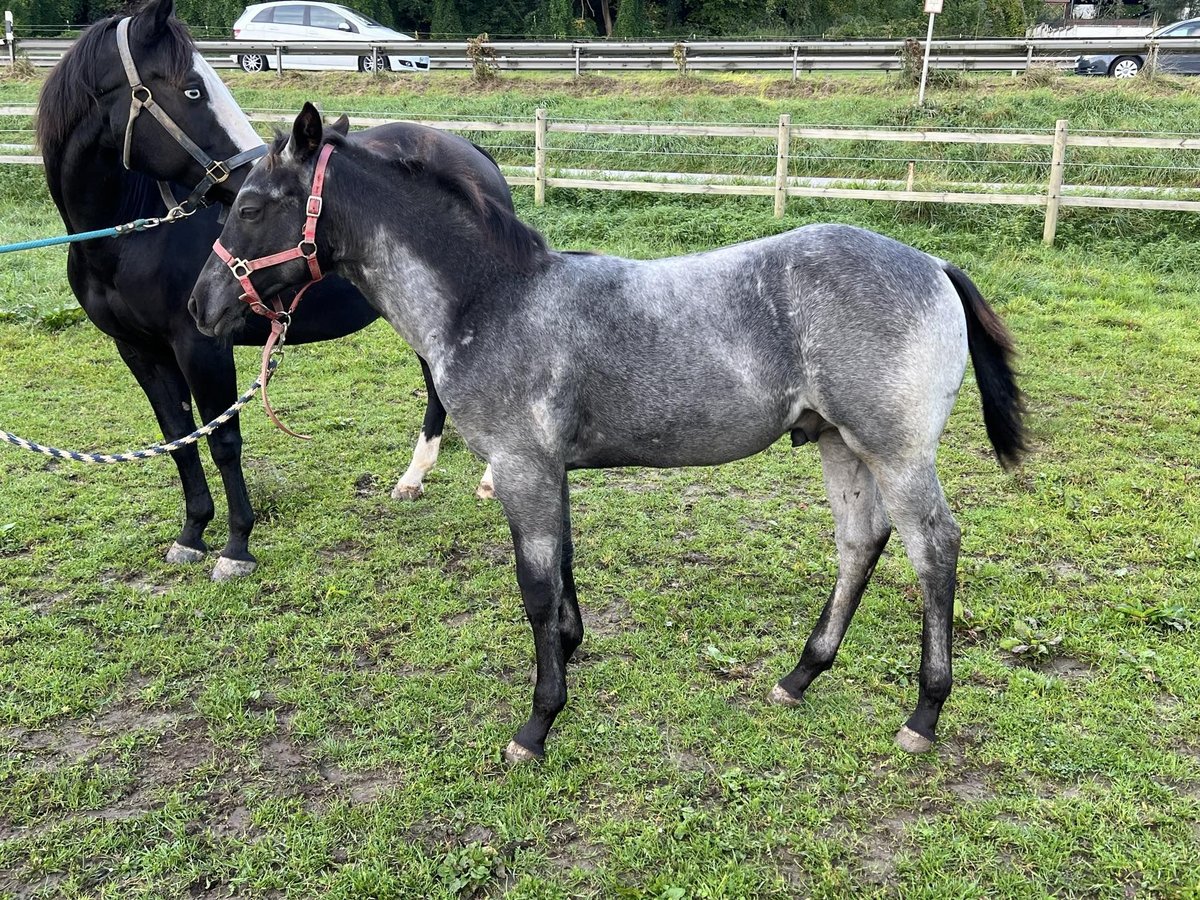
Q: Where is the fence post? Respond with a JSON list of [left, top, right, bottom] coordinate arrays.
[[534, 107, 547, 206], [4, 11, 14, 67], [1042, 118, 1068, 246], [773, 114, 791, 218], [573, 45, 580, 77], [791, 45, 799, 82], [275, 45, 283, 77]]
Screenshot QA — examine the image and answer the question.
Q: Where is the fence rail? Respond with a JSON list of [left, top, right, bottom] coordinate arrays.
[[6, 25, 1200, 75], [1, 105, 1197, 244]]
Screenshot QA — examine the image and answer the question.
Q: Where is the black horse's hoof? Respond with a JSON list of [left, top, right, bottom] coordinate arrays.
[[503, 740, 541, 764], [895, 725, 935, 754], [166, 542, 206, 564], [767, 683, 802, 707], [212, 556, 257, 581]]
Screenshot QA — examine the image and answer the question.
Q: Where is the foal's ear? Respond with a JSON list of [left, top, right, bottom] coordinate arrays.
[[330, 114, 351, 137], [286, 102, 325, 163]]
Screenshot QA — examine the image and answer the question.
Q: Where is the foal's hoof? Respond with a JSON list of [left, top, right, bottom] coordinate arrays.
[[166, 542, 206, 565], [895, 725, 935, 754], [391, 482, 423, 502], [475, 481, 496, 501], [212, 556, 257, 582], [503, 740, 541, 765], [767, 684, 802, 707]]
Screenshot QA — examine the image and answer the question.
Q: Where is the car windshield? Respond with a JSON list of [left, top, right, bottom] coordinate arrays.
[[336, 6, 384, 27]]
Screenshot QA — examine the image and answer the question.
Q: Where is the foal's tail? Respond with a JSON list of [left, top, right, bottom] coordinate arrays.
[[942, 262, 1028, 470]]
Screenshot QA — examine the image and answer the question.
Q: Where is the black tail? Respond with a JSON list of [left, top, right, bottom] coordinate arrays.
[[942, 263, 1028, 469]]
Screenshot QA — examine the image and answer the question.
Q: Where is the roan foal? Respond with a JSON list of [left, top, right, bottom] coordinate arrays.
[[190, 105, 1027, 762]]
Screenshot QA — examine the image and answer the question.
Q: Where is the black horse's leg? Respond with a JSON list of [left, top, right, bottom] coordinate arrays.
[[771, 430, 891, 706], [175, 337, 256, 581], [875, 457, 960, 753], [559, 475, 584, 662], [114, 339, 214, 561], [391, 357, 448, 501], [494, 459, 568, 763]]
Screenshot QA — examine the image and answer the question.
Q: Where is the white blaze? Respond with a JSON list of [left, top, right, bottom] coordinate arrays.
[[192, 53, 262, 153]]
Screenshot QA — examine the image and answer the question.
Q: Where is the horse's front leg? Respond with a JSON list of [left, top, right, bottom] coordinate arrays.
[[494, 459, 569, 763]]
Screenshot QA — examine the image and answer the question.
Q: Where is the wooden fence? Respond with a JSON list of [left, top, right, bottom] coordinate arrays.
[[1, 105, 1198, 244]]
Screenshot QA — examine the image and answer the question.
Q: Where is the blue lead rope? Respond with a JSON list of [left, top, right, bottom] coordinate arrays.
[[0, 219, 157, 254]]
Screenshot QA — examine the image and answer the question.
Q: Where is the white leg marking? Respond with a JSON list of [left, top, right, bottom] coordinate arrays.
[[475, 463, 496, 500], [392, 432, 441, 501]]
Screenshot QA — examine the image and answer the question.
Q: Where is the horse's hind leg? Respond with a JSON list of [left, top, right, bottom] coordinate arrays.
[[175, 339, 256, 581], [874, 458, 961, 753], [392, 358, 446, 501], [771, 430, 891, 706], [114, 340, 214, 562]]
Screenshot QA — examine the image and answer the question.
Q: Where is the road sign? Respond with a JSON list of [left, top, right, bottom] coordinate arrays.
[[924, 0, 943, 12]]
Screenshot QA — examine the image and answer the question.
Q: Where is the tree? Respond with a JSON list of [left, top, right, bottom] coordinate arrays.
[[612, 0, 648, 36], [430, 0, 464, 36]]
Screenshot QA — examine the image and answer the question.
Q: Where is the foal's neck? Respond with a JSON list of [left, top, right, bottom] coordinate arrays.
[[329, 159, 530, 366]]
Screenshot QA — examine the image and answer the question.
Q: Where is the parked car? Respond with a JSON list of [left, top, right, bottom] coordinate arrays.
[[1075, 18, 1200, 77], [232, 1, 430, 73]]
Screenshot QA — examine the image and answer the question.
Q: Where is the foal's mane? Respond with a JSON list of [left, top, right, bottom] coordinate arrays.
[[36, 4, 196, 161], [266, 132, 548, 272]]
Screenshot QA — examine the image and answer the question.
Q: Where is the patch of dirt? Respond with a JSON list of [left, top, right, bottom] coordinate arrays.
[[5, 703, 186, 771], [316, 763, 404, 806], [353, 473, 380, 496], [859, 810, 917, 884], [443, 610, 473, 627], [1039, 656, 1097, 680], [1047, 560, 1095, 585], [543, 821, 606, 876], [581, 597, 633, 637], [943, 771, 995, 802], [317, 539, 368, 561]]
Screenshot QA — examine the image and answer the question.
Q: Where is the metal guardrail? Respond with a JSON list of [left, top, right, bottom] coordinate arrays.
[[5, 30, 1200, 75]]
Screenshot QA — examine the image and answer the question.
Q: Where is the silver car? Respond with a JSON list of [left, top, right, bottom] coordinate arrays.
[[1075, 18, 1200, 78]]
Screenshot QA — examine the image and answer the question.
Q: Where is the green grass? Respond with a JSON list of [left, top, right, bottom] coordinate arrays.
[[0, 73, 1199, 898]]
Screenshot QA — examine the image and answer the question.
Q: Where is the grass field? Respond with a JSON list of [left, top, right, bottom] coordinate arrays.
[[1, 71, 1199, 898]]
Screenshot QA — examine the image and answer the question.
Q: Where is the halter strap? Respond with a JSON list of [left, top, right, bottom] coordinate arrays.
[[211, 142, 337, 440], [115, 17, 267, 211]]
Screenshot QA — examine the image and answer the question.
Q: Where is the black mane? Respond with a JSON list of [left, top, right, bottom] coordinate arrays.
[[36, 5, 196, 161], [266, 131, 548, 272]]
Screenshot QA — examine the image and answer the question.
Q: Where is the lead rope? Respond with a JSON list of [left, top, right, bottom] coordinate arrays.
[[1, 356, 280, 464]]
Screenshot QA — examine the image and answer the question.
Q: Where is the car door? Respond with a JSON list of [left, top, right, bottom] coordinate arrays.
[[307, 5, 359, 70], [269, 3, 315, 69], [1156, 21, 1200, 74]]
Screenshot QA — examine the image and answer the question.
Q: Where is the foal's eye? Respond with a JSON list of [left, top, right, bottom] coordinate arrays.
[[238, 205, 261, 221], [183, 87, 203, 101]]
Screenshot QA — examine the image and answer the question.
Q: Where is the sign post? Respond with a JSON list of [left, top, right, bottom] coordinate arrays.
[[917, 0, 942, 106], [4, 11, 14, 66]]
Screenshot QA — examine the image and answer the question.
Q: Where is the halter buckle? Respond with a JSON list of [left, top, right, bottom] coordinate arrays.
[[298, 240, 318, 259], [205, 160, 231, 185], [230, 259, 253, 279], [306, 196, 323, 217], [131, 84, 152, 105]]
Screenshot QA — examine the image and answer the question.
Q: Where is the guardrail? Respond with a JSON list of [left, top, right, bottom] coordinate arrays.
[[2, 105, 1197, 244], [5, 26, 1200, 75]]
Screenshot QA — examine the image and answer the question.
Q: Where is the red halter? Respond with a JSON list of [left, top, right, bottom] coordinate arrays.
[[211, 143, 335, 439]]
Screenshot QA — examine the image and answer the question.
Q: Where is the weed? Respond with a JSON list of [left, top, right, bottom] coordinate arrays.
[[1113, 600, 1191, 633], [466, 33, 498, 82], [999, 618, 1063, 660], [437, 843, 500, 896]]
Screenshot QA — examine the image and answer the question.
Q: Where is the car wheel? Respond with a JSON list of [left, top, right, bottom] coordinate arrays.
[[358, 53, 390, 73], [239, 53, 268, 73], [1109, 56, 1141, 78]]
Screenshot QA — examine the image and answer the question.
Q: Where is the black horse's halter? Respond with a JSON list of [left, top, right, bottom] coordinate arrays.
[[115, 16, 267, 215]]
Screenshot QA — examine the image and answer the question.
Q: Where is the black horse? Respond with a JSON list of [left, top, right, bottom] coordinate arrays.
[[35, 0, 507, 579]]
